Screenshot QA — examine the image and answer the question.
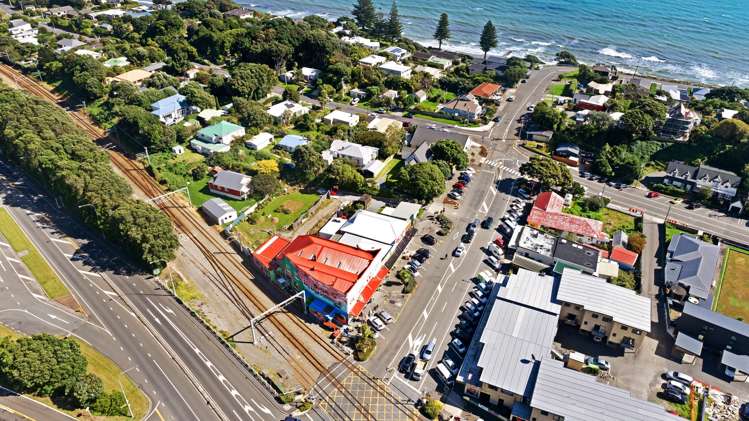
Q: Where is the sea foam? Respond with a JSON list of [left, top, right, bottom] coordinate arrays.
[[598, 47, 633, 59]]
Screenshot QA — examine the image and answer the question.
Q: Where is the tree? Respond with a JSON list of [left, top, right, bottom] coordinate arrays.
[[503, 65, 527, 87], [326, 159, 367, 192], [116, 105, 177, 152], [711, 119, 749, 144], [631, 97, 667, 123], [232, 97, 272, 129], [628, 232, 647, 254], [398, 162, 446, 201], [251, 173, 279, 196], [352, 0, 377, 31], [292, 144, 327, 182], [386, 1, 402, 40], [519, 156, 574, 191], [693, 186, 713, 204], [531, 102, 566, 131], [178, 81, 217, 110], [430, 140, 468, 169], [252, 159, 279, 175], [71, 373, 104, 408], [433, 13, 450, 50], [229, 63, 276, 100], [706, 86, 749, 102], [620, 109, 655, 141], [555, 50, 578, 65], [92, 391, 129, 416], [479, 20, 497, 63], [422, 399, 443, 420]]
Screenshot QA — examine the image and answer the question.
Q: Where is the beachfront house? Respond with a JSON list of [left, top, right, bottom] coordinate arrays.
[[379, 61, 412, 79], [382, 46, 411, 61]]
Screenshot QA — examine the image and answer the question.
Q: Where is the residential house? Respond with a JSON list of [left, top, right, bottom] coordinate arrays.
[[74, 49, 102, 59], [56, 38, 85, 53], [107, 69, 153, 87], [665, 234, 720, 302], [552, 143, 580, 166], [142, 61, 167, 72], [413, 65, 443, 79], [413, 90, 427, 103], [381, 89, 398, 101], [426, 56, 452, 69], [201, 198, 238, 225], [340, 36, 380, 50], [224, 7, 253, 19], [245, 132, 273, 150], [458, 269, 560, 412], [46, 5, 78, 17], [412, 48, 461, 62], [276, 134, 308, 152], [190, 139, 230, 155], [469, 82, 502, 102], [150, 94, 191, 125], [367, 117, 403, 134], [719, 108, 739, 120], [661, 84, 683, 102], [196, 121, 245, 145], [468, 57, 506, 75], [208, 170, 252, 200], [8, 19, 38, 45], [587, 81, 614, 95], [591, 63, 618, 80], [102, 56, 130, 68], [185, 62, 229, 80], [196, 108, 226, 124], [267, 100, 310, 121], [610, 245, 638, 271], [527, 192, 608, 242], [349, 88, 367, 99], [660, 104, 700, 141], [379, 61, 412, 79], [358, 55, 387, 67], [526, 130, 554, 143], [692, 87, 711, 101], [381, 46, 411, 61], [630, 77, 655, 93], [401, 126, 475, 165], [558, 268, 651, 350], [575, 94, 609, 111], [438, 94, 482, 121], [324, 110, 359, 127], [380, 201, 421, 223], [323, 140, 378, 168], [552, 239, 600, 275], [301, 67, 321, 84], [664, 161, 741, 199]]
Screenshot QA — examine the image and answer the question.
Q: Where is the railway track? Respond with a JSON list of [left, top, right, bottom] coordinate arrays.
[[0, 64, 418, 420]]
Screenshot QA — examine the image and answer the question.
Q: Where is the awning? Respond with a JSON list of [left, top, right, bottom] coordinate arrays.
[[722, 350, 749, 374], [309, 298, 336, 321], [349, 267, 389, 318], [674, 332, 703, 355], [511, 402, 532, 420]]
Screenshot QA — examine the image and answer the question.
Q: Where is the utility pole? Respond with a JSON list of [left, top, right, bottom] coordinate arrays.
[[144, 146, 152, 167], [664, 203, 673, 223]]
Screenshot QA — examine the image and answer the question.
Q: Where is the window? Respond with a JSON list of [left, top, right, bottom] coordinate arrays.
[[564, 303, 571, 307], [575, 305, 582, 310], [591, 314, 599, 319], [488, 384, 498, 391], [621, 326, 628, 331], [612, 333, 617, 337], [602, 316, 613, 323], [541, 411, 549, 416]]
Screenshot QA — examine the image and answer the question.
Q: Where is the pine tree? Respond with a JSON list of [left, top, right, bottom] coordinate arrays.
[[479, 20, 497, 63], [433, 13, 450, 50], [352, 0, 376, 31], [386, 1, 402, 40]]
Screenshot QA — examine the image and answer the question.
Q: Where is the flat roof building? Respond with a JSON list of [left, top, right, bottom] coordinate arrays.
[[509, 225, 557, 272]]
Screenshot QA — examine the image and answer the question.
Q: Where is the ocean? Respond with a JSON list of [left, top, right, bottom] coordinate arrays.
[[241, 0, 749, 87]]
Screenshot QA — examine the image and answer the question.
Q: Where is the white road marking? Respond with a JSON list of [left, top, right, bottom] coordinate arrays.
[[0, 241, 10, 248], [50, 237, 73, 245], [6, 257, 21, 263], [448, 262, 456, 273], [480, 201, 488, 213], [421, 309, 429, 321], [78, 270, 99, 277], [48, 314, 69, 324], [251, 399, 272, 416], [103, 290, 117, 296]]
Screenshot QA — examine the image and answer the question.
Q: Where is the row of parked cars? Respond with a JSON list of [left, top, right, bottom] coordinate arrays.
[[659, 371, 694, 404], [447, 170, 475, 201]]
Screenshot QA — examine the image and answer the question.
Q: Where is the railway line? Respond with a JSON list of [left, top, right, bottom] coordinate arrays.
[[0, 64, 418, 421]]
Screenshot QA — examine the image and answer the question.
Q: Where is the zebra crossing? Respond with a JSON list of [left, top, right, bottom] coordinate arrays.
[[482, 158, 521, 176]]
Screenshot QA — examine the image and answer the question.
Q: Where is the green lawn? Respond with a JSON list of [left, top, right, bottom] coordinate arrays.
[[665, 222, 690, 243], [0, 324, 149, 420], [427, 87, 456, 102], [565, 204, 636, 235], [415, 100, 438, 112], [150, 150, 206, 192], [374, 157, 402, 180], [412, 113, 482, 128], [235, 192, 320, 248], [0, 208, 70, 300], [186, 177, 257, 212], [561, 69, 579, 80], [548, 83, 565, 96], [714, 247, 749, 322]]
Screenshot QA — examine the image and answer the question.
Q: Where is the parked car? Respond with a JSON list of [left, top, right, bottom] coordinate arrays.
[[411, 360, 426, 380], [448, 191, 463, 200], [481, 217, 494, 229], [421, 338, 437, 361], [399, 353, 416, 373], [663, 380, 690, 395], [661, 389, 687, 404], [450, 338, 467, 355], [453, 327, 472, 341], [507, 95, 515, 102], [453, 244, 466, 257], [413, 253, 428, 264], [351, 97, 360, 105], [527, 104, 535, 111], [442, 357, 458, 374], [409, 259, 422, 269], [585, 356, 610, 371], [664, 371, 694, 386], [453, 182, 465, 189], [486, 256, 501, 271], [421, 234, 436, 245], [368, 316, 385, 332], [377, 310, 394, 324], [686, 202, 701, 210], [415, 248, 431, 259], [462, 232, 474, 243], [739, 402, 749, 421], [493, 236, 505, 248], [647, 191, 660, 198]]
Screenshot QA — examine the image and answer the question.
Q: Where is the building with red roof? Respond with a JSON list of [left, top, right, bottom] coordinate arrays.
[[252, 234, 389, 323], [469, 82, 502, 101], [610, 246, 639, 271], [527, 192, 608, 242]]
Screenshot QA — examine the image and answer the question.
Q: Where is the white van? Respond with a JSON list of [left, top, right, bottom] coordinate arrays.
[[435, 362, 454, 386], [487, 243, 504, 258]]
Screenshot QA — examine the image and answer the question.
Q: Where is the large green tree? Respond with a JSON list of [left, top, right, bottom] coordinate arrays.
[[429, 140, 468, 169], [229, 63, 276, 100], [433, 13, 450, 50], [178, 81, 217, 110], [232, 97, 272, 129], [519, 156, 575, 191], [326, 159, 367, 192], [352, 0, 377, 30], [292, 144, 327, 182], [711, 118, 749, 144], [115, 105, 177, 152], [479, 20, 497, 63], [398, 162, 446, 201], [531, 102, 566, 131], [386, 1, 403, 40], [620, 109, 655, 140]]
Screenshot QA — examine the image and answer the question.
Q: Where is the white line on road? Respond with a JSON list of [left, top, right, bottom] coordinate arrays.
[[151, 358, 201, 421], [48, 314, 69, 324], [50, 237, 73, 245], [78, 270, 99, 277]]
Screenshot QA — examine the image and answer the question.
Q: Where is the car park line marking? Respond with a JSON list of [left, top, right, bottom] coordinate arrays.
[[436, 283, 442, 294], [422, 309, 429, 321], [448, 262, 456, 273]]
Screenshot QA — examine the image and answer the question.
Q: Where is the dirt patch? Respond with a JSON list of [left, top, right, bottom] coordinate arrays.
[[279, 199, 304, 214], [55, 294, 84, 314]]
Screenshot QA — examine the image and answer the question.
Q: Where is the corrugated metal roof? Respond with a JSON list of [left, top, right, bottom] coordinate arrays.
[[682, 302, 749, 338], [498, 269, 561, 315], [722, 350, 749, 373], [531, 359, 682, 421], [557, 268, 651, 332], [674, 332, 703, 355]]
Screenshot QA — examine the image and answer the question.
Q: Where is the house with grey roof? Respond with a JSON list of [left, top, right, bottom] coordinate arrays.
[[457, 269, 560, 413], [529, 359, 681, 421], [201, 198, 237, 225], [208, 170, 251, 200], [665, 234, 720, 301], [401, 126, 475, 165], [659, 104, 701, 142], [438, 94, 483, 121], [322, 140, 379, 168], [664, 161, 741, 199], [56, 38, 86, 53]]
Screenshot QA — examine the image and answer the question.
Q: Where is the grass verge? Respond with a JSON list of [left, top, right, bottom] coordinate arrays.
[[714, 247, 749, 322], [0, 208, 70, 300], [412, 113, 482, 128]]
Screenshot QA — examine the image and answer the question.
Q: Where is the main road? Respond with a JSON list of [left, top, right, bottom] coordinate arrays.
[[0, 164, 284, 421]]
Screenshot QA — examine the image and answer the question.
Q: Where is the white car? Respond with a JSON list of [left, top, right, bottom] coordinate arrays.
[[664, 380, 690, 395], [442, 357, 458, 374], [527, 104, 535, 111], [486, 256, 501, 271], [450, 338, 467, 354], [351, 97, 360, 105], [453, 244, 466, 257], [377, 310, 394, 324], [368, 316, 385, 331], [664, 371, 694, 386]]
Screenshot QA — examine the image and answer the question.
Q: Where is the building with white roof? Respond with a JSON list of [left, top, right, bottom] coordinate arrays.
[[322, 140, 379, 168], [381, 202, 421, 222], [324, 110, 360, 127], [413, 65, 443, 79], [341, 36, 380, 50], [367, 117, 403, 134], [201, 198, 237, 225], [509, 226, 557, 271], [74, 49, 102, 59], [358, 55, 387, 67], [379, 61, 412, 79], [245, 132, 274, 150], [557, 268, 651, 351], [301, 67, 321, 83], [382, 46, 411, 61], [267, 100, 310, 121], [338, 210, 409, 246], [8, 19, 38, 45]]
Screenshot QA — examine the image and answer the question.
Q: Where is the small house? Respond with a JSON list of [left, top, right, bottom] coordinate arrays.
[[469, 82, 502, 102], [379, 61, 412, 79], [9, 19, 38, 45], [438, 94, 482, 121], [301, 67, 321, 84], [610, 246, 638, 271], [276, 134, 308, 152], [367, 117, 403, 134], [108, 69, 153, 87], [246, 132, 273, 150], [382, 46, 411, 61], [196, 121, 245, 145], [323, 140, 379, 168], [224, 7, 253, 19], [350, 88, 367, 99], [171, 145, 184, 155], [201, 198, 238, 225], [359, 55, 387, 67], [150, 94, 191, 125], [341, 36, 380, 50], [526, 130, 554, 142], [413, 90, 427, 103], [208, 170, 252, 200], [56, 38, 86, 53], [324, 110, 359, 127], [267, 100, 310, 121]]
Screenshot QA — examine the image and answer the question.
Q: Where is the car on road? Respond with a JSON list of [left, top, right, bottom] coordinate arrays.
[[520, 79, 527, 84], [399, 353, 416, 373], [647, 191, 660, 198], [442, 357, 458, 374], [467, 220, 478, 233], [411, 360, 426, 380], [421, 234, 436, 245], [686, 202, 701, 210], [660, 388, 687, 404], [527, 104, 535, 111], [450, 338, 467, 355], [453, 182, 465, 189], [377, 310, 394, 324], [664, 371, 693, 386], [486, 256, 501, 271], [507, 95, 515, 102], [351, 97, 360, 105], [585, 356, 610, 371], [669, 198, 683, 204], [368, 316, 385, 332], [421, 338, 436, 361], [492, 115, 501, 122], [453, 244, 466, 257], [481, 217, 494, 229], [448, 191, 463, 200]]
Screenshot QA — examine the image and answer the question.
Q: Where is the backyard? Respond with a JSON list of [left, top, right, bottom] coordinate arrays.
[[234, 192, 322, 248], [714, 247, 749, 322], [565, 203, 637, 235], [186, 177, 257, 212]]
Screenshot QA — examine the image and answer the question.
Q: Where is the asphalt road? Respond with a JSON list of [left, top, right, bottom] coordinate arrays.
[[0, 165, 284, 421], [0, 386, 73, 421]]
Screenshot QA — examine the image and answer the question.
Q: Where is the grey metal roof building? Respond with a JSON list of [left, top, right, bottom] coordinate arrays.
[[531, 359, 681, 421], [676, 302, 749, 355], [401, 126, 474, 165], [558, 268, 651, 332], [665, 234, 720, 300]]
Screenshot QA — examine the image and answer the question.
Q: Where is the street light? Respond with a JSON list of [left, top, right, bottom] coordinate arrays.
[[78, 203, 95, 209]]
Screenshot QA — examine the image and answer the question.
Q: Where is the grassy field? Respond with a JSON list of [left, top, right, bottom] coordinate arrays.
[[714, 248, 749, 322], [374, 157, 402, 180], [235, 192, 320, 248], [548, 83, 565, 96], [665, 222, 691, 243], [186, 177, 257, 212], [565, 204, 636, 235], [0, 208, 70, 300], [0, 324, 149, 420]]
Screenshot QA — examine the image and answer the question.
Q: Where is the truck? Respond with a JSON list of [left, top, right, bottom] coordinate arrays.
[[411, 360, 427, 381]]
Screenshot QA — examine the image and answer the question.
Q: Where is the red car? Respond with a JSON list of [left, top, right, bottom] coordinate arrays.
[[647, 191, 660, 198], [494, 236, 505, 248], [453, 182, 465, 189]]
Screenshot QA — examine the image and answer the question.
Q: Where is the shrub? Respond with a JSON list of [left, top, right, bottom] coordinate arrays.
[[650, 183, 687, 198], [402, 278, 416, 294], [297, 400, 313, 412], [579, 196, 609, 212], [611, 270, 637, 291], [278, 393, 295, 404], [582, 365, 601, 376], [628, 232, 647, 254], [422, 399, 443, 420], [396, 269, 413, 282]]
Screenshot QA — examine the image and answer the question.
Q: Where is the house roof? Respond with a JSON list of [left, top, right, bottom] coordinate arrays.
[[531, 359, 681, 421], [367, 117, 402, 133], [142, 61, 166, 72], [281, 235, 378, 294], [469, 82, 502, 98], [267, 100, 308, 118], [441, 96, 481, 114], [722, 350, 749, 374], [325, 110, 358, 124], [150, 94, 188, 117], [665, 234, 720, 300], [201, 197, 235, 218], [553, 239, 600, 271], [402, 126, 474, 164], [359, 54, 387, 66], [211, 170, 250, 190], [381, 201, 420, 220], [610, 246, 639, 267], [527, 192, 607, 241], [328, 140, 378, 161], [278, 134, 308, 149], [224, 7, 253, 17], [582, 95, 609, 106], [665, 161, 740, 186], [682, 301, 749, 339], [10, 19, 29, 28], [558, 268, 651, 332], [254, 235, 291, 268], [112, 69, 152, 83], [379, 61, 410, 73], [198, 121, 244, 138], [674, 331, 703, 355], [587, 81, 613, 94], [57, 38, 85, 49], [338, 210, 408, 245]]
